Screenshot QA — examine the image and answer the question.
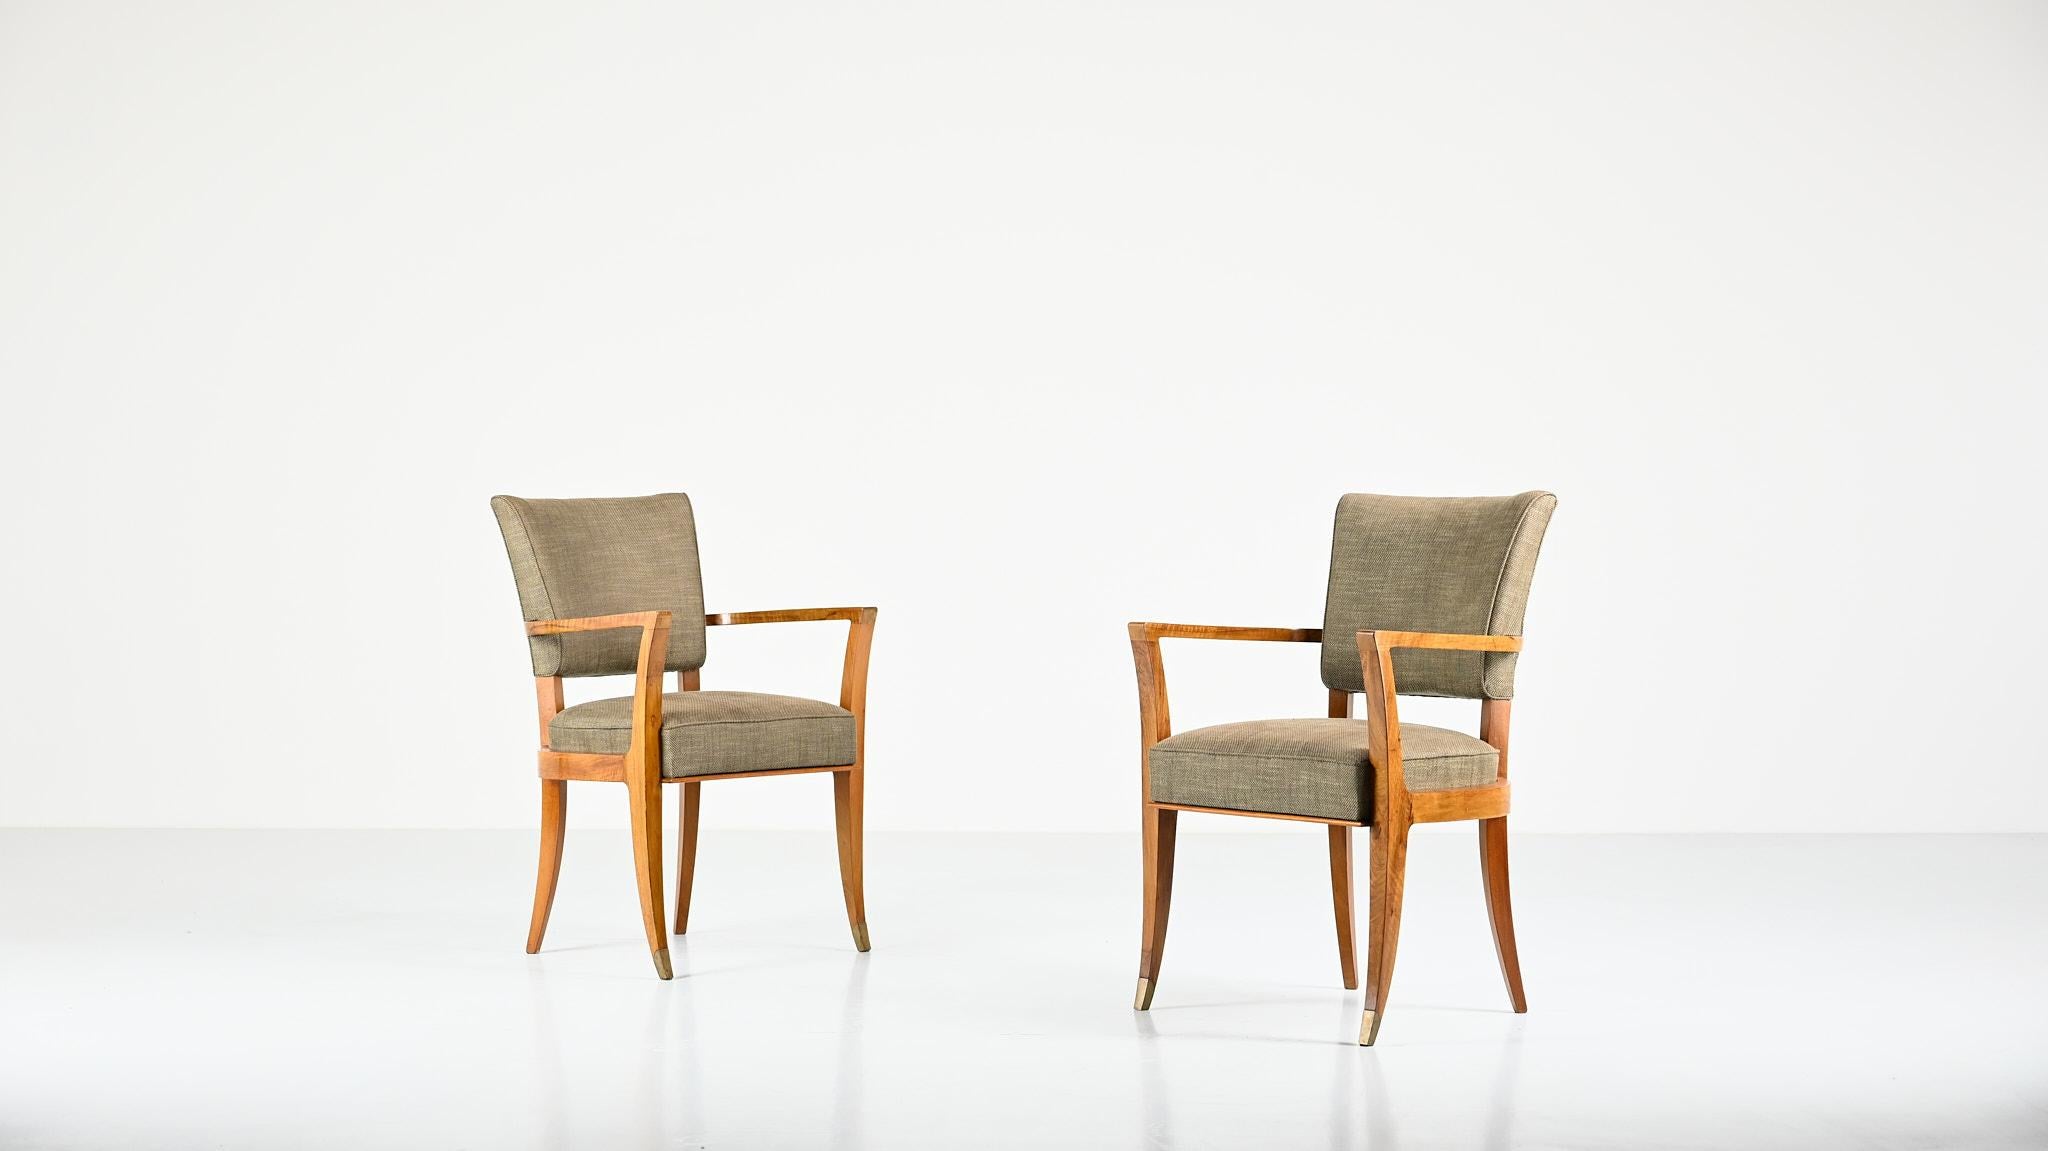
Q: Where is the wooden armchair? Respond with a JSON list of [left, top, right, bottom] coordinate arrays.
[[1128, 492, 1556, 1044], [492, 494, 875, 979]]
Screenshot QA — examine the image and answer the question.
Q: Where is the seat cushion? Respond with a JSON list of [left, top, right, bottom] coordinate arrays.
[[550, 691, 856, 778], [1147, 718, 1498, 823]]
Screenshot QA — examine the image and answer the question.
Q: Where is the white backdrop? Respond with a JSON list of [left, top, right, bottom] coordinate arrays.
[[3, 1, 2043, 833]]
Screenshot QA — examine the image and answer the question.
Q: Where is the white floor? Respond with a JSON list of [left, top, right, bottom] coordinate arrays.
[[2, 829, 2044, 1150]]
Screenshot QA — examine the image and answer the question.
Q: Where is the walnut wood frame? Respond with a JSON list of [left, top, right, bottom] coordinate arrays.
[[1126, 621, 1527, 1045], [524, 606, 877, 978]]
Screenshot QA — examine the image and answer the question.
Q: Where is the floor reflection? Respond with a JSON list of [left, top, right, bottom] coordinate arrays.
[[1136, 1000, 1526, 1150], [1134, 1012, 1174, 1149], [1481, 1025, 1525, 1150], [664, 954, 705, 1146], [831, 954, 871, 1150], [526, 967, 569, 1150], [525, 946, 870, 1148]]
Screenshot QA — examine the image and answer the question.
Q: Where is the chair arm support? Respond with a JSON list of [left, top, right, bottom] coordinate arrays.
[[1128, 622, 1322, 643], [1361, 629, 1521, 655], [704, 607, 879, 725], [525, 612, 671, 786], [1126, 623, 1323, 758], [1354, 630, 1522, 810], [526, 610, 672, 635]]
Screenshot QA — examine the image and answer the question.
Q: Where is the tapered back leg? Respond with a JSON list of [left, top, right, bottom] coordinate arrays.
[[1327, 690, 1359, 991], [673, 781, 702, 935], [1328, 825, 1359, 991], [1479, 817, 1527, 1011]]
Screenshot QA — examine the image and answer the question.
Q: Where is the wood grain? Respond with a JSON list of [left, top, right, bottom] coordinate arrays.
[[1352, 628, 1530, 1043], [834, 769, 869, 952], [1134, 805, 1178, 1010], [1129, 622, 1322, 643], [537, 751, 625, 783], [534, 677, 564, 748], [1327, 689, 1358, 990], [1478, 698, 1527, 1012], [1147, 802, 1363, 827], [525, 611, 671, 636], [515, 586, 881, 975], [1359, 816, 1409, 1046], [1408, 781, 1511, 823], [706, 606, 871, 626], [673, 780, 701, 935], [1126, 621, 1328, 1009], [1328, 825, 1359, 991], [1114, 598, 1537, 1042], [624, 612, 673, 979], [836, 608, 876, 951], [522, 612, 676, 976], [1356, 628, 1410, 1044], [525, 779, 566, 954]]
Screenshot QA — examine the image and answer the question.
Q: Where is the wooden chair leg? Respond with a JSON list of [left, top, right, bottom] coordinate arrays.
[[1479, 816, 1528, 1012], [673, 781, 701, 935], [1328, 825, 1358, 990], [526, 780, 567, 954], [1134, 806, 1178, 1009], [625, 777, 671, 979], [833, 767, 870, 952], [1359, 816, 1409, 1045]]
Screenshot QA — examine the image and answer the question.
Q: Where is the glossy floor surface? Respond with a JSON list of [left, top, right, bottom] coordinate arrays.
[[3, 830, 2044, 1149]]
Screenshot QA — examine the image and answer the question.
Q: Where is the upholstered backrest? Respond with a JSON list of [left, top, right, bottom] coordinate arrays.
[[490, 494, 709, 678], [1320, 492, 1557, 699]]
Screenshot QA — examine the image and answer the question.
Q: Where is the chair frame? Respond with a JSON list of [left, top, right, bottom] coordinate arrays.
[[1127, 622, 1526, 1045], [522, 606, 877, 979]]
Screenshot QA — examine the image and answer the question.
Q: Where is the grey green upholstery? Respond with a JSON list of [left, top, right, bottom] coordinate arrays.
[[551, 691, 856, 778], [1320, 492, 1557, 700], [1148, 719, 1498, 823], [491, 494, 708, 678]]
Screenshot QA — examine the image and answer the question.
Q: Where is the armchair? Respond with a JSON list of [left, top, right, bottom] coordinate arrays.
[[1129, 492, 1556, 1044], [493, 494, 876, 979]]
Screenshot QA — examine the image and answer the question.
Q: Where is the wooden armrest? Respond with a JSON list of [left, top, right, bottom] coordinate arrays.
[[702, 607, 879, 721], [706, 607, 876, 626], [1360, 629, 1521, 653], [1129, 622, 1323, 643], [525, 612, 673, 789], [1126, 622, 1322, 749], [1354, 630, 1522, 807], [526, 611, 671, 636]]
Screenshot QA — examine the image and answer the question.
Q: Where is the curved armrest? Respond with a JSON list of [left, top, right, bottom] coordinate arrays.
[[705, 606, 879, 721], [1127, 621, 1323, 749], [525, 612, 672, 785], [1355, 629, 1522, 804]]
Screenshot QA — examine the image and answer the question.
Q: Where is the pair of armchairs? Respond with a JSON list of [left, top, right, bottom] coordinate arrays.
[[491, 490, 1555, 1047]]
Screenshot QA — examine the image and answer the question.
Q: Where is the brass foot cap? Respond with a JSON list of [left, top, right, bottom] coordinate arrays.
[[1357, 1009, 1379, 1046], [852, 923, 871, 952], [652, 949, 674, 980], [1134, 977, 1155, 1011]]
